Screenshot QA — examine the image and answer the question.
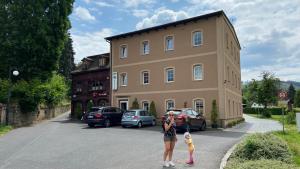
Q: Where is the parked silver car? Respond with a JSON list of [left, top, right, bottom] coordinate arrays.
[[121, 109, 156, 128]]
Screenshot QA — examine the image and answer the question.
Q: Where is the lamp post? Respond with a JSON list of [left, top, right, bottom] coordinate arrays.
[[5, 66, 19, 125]]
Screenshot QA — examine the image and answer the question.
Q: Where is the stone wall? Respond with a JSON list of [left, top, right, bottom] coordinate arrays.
[[4, 103, 70, 127], [0, 103, 6, 124]]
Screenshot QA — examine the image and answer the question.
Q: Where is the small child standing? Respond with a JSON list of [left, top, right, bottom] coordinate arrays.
[[184, 132, 195, 165]]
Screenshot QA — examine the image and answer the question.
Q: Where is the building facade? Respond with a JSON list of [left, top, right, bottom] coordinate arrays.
[[106, 11, 242, 127], [71, 53, 111, 117]]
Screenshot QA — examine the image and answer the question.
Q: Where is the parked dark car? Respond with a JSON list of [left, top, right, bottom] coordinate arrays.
[[85, 107, 124, 127], [121, 109, 156, 128], [161, 108, 206, 132]]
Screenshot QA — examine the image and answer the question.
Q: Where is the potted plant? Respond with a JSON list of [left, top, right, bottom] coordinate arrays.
[[211, 99, 218, 128]]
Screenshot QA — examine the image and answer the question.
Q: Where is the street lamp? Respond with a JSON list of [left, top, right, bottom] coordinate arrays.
[[6, 67, 19, 125]]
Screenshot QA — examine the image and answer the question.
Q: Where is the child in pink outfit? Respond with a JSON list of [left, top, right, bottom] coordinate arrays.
[[184, 132, 195, 165]]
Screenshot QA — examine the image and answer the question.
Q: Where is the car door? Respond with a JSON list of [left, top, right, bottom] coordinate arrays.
[[186, 109, 197, 129], [115, 108, 123, 123], [139, 111, 146, 124], [191, 110, 202, 128], [144, 111, 152, 125]]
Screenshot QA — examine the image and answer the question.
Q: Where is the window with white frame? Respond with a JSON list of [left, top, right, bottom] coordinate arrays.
[[112, 72, 118, 90], [120, 73, 128, 86], [192, 31, 202, 46], [142, 101, 149, 111], [165, 36, 174, 51], [166, 68, 174, 82], [120, 45, 127, 58], [193, 99, 204, 114], [142, 41, 149, 55], [142, 71, 149, 85], [166, 100, 175, 110], [193, 64, 203, 80]]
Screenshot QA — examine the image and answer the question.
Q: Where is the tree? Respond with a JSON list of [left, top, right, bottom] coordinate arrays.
[[211, 100, 218, 128], [149, 101, 157, 118], [257, 72, 280, 109], [295, 90, 300, 108], [244, 79, 259, 107], [287, 84, 296, 104], [131, 98, 139, 109], [58, 33, 75, 80], [0, 0, 74, 81]]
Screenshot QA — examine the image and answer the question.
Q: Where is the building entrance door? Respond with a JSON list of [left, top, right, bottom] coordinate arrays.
[[119, 100, 128, 111]]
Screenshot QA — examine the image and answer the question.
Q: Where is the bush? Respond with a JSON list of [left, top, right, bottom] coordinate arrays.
[[261, 109, 271, 118], [230, 133, 292, 163], [12, 79, 43, 113], [39, 74, 68, 106], [0, 78, 9, 103], [149, 101, 157, 118], [211, 99, 218, 125], [225, 159, 298, 169], [131, 98, 139, 109], [286, 110, 296, 124]]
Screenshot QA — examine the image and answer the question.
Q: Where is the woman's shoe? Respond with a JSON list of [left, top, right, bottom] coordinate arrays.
[[169, 161, 175, 167], [163, 161, 170, 167]]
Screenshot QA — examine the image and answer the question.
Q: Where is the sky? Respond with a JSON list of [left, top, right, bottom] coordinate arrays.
[[69, 0, 300, 82]]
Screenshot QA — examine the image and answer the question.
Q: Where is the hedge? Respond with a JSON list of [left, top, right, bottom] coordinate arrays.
[[225, 159, 298, 169], [243, 107, 283, 115]]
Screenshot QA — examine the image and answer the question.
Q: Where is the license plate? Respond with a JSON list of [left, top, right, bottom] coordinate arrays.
[[88, 115, 93, 118]]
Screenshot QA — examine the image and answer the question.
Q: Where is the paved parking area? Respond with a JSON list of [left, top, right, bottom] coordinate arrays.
[[0, 113, 245, 169]]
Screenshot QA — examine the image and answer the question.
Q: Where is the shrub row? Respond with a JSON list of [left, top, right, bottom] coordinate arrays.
[[225, 133, 296, 169], [225, 159, 298, 169], [243, 107, 283, 115], [227, 118, 245, 128]]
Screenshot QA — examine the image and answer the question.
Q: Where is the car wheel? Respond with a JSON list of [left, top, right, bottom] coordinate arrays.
[[122, 125, 126, 128], [200, 122, 206, 131], [88, 123, 95, 128], [104, 119, 111, 128], [152, 120, 156, 126], [137, 122, 142, 128]]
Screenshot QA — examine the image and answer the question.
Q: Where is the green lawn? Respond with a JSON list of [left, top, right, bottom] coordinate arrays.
[[0, 125, 12, 137], [247, 113, 300, 166]]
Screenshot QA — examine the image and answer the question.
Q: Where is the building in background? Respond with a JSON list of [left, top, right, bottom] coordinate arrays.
[[105, 11, 242, 127], [71, 53, 110, 117]]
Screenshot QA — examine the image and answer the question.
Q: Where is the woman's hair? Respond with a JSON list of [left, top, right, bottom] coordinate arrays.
[[184, 132, 191, 139]]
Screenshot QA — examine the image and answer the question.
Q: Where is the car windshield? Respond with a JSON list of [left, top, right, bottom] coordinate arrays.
[[166, 111, 181, 115], [124, 111, 136, 116], [90, 107, 102, 112]]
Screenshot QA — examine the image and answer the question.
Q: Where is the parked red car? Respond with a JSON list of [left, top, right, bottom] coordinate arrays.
[[161, 108, 206, 132]]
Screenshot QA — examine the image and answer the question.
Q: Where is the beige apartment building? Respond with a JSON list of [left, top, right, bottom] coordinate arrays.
[[105, 11, 242, 127]]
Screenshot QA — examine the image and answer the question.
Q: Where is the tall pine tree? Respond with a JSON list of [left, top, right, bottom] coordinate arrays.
[[288, 84, 296, 104], [58, 33, 75, 80], [0, 0, 74, 81]]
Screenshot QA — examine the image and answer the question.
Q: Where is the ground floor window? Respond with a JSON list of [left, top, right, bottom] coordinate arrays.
[[193, 99, 204, 114], [166, 99, 175, 110], [142, 101, 149, 111]]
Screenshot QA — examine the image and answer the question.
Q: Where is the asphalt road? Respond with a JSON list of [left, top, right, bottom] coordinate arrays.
[[0, 113, 245, 169]]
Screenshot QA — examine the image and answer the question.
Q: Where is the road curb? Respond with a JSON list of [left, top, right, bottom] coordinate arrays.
[[219, 142, 237, 169]]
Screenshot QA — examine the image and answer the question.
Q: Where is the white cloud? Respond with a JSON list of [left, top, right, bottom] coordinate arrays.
[[95, 1, 114, 7], [122, 0, 155, 8], [71, 28, 113, 63], [136, 9, 189, 29], [132, 9, 149, 18], [74, 6, 96, 21], [169, 0, 179, 2], [183, 0, 300, 81], [83, 0, 91, 3]]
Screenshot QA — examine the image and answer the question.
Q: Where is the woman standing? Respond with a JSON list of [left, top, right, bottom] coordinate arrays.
[[163, 111, 177, 167]]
